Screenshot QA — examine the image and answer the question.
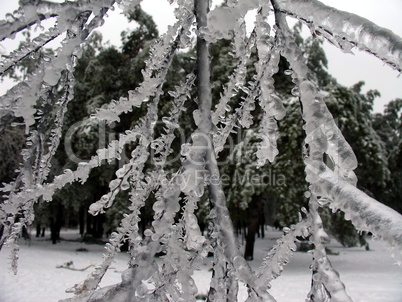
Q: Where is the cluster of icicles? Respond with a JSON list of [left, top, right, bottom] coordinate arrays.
[[0, 0, 401, 301]]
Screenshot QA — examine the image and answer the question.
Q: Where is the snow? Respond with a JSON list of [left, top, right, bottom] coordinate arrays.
[[0, 228, 401, 302]]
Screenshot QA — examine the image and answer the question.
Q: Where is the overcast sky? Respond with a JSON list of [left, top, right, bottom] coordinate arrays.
[[1, 0, 401, 112]]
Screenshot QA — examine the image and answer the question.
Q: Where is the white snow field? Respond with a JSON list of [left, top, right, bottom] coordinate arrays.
[[0, 228, 401, 302]]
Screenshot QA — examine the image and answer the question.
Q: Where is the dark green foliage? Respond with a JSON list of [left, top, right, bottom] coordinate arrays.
[[0, 128, 25, 185], [372, 99, 402, 213], [325, 82, 389, 195]]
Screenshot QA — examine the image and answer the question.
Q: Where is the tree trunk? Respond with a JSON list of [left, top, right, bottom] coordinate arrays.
[[79, 205, 85, 237], [244, 195, 263, 260], [36, 224, 41, 238], [50, 202, 63, 244]]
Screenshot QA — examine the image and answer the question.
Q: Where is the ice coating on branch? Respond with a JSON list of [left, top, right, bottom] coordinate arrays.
[[179, 132, 207, 197], [71, 69, 195, 296], [205, 0, 259, 42], [257, 218, 310, 288], [0, 0, 101, 260], [0, 27, 60, 77], [273, 9, 399, 300], [1, 0, 114, 134], [92, 2, 194, 124], [298, 81, 357, 174], [275, 0, 402, 71], [307, 198, 352, 301], [88, 74, 194, 216], [318, 166, 402, 262], [0, 70, 43, 132], [276, 14, 357, 187], [254, 8, 285, 165], [212, 30, 257, 154]]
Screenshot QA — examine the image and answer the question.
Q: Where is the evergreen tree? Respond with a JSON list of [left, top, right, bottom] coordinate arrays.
[[1, 1, 401, 301], [373, 99, 402, 213]]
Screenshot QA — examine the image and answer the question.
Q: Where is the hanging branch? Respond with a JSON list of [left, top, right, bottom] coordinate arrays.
[[254, 6, 286, 166], [270, 1, 402, 300], [274, 0, 402, 72], [318, 166, 402, 258], [91, 5, 195, 124], [195, 2, 274, 301], [272, 0, 402, 262], [256, 215, 311, 288], [0, 7, 94, 264], [307, 197, 352, 302], [67, 74, 195, 296]]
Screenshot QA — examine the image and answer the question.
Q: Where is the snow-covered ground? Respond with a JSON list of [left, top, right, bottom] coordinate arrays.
[[0, 228, 401, 302]]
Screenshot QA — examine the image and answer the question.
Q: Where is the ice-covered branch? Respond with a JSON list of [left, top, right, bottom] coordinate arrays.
[[211, 28, 256, 127], [195, 2, 273, 300], [307, 197, 352, 301], [318, 166, 402, 260], [88, 73, 194, 215], [0, 27, 61, 77], [92, 2, 194, 124], [67, 65, 195, 298], [257, 217, 311, 288], [275, 0, 402, 72], [0, 0, 117, 41], [254, 6, 286, 165]]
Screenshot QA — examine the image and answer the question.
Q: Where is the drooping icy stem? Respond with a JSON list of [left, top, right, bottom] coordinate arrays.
[[68, 75, 195, 295], [256, 217, 311, 288], [195, 2, 274, 301], [92, 4, 194, 124], [273, 3, 354, 300], [0, 6, 93, 259], [275, 0, 402, 72], [273, 0, 402, 259], [318, 166, 402, 260], [307, 197, 352, 302]]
